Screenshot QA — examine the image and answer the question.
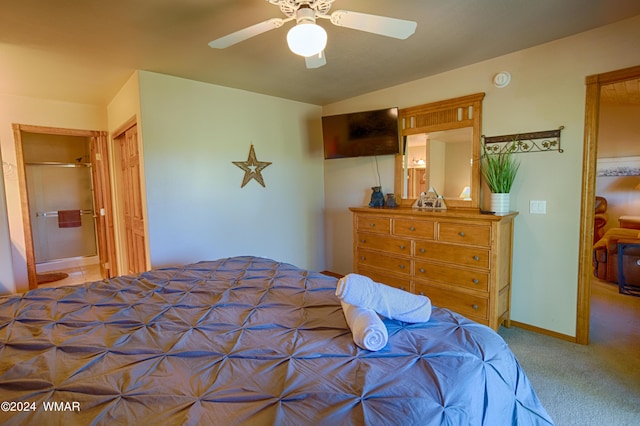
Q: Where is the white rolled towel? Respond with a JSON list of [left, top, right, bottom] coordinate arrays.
[[340, 301, 388, 351], [336, 273, 432, 323]]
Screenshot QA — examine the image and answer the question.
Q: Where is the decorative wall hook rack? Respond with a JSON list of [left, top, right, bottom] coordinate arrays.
[[482, 126, 564, 154]]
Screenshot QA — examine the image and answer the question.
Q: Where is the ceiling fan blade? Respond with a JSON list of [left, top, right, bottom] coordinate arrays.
[[305, 51, 326, 69], [329, 10, 417, 39], [208, 18, 285, 49]]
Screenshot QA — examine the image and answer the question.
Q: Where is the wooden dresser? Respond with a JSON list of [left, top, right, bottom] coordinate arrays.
[[350, 207, 517, 331]]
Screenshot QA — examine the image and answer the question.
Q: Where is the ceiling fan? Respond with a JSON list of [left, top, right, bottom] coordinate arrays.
[[208, 0, 417, 69]]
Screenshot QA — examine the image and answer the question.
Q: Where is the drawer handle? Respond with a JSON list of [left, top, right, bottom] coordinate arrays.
[[472, 278, 479, 284], [473, 255, 480, 261], [419, 268, 425, 273], [361, 256, 366, 261], [400, 286, 406, 291], [399, 245, 406, 250], [419, 291, 425, 296], [419, 248, 426, 253], [409, 226, 416, 231], [369, 223, 376, 227], [398, 264, 405, 269], [459, 231, 465, 237], [360, 239, 366, 243], [472, 304, 479, 310]]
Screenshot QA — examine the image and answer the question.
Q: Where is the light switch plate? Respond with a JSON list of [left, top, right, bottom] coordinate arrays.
[[530, 200, 547, 214]]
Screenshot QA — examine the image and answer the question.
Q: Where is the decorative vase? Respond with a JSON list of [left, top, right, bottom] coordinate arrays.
[[385, 193, 397, 208], [490, 193, 510, 214]]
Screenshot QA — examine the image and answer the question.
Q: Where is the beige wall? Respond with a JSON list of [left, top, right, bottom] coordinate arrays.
[[0, 68, 327, 292], [137, 71, 326, 271], [0, 148, 13, 294], [0, 94, 106, 293], [598, 104, 640, 158], [322, 15, 640, 336]]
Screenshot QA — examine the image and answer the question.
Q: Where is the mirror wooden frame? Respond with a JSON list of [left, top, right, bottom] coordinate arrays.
[[394, 93, 485, 209]]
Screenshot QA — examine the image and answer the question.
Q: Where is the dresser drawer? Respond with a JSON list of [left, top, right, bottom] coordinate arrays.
[[356, 249, 411, 276], [415, 241, 490, 269], [357, 266, 411, 292], [438, 222, 491, 246], [350, 207, 516, 332], [356, 215, 391, 234], [356, 233, 411, 256], [415, 281, 488, 321], [393, 218, 435, 239], [414, 260, 489, 292]]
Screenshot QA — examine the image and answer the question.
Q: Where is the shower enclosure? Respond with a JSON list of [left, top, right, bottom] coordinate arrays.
[[22, 132, 97, 271], [27, 164, 97, 263]]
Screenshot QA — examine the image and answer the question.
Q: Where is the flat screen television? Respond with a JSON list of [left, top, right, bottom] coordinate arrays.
[[322, 107, 400, 159]]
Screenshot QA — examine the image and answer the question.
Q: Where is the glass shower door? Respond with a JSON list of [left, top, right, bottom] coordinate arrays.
[[26, 163, 97, 263]]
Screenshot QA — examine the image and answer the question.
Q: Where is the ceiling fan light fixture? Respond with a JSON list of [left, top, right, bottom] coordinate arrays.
[[287, 21, 327, 57], [286, 7, 327, 57], [208, 1, 418, 69]]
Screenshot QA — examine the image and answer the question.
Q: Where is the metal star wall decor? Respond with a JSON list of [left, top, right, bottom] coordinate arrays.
[[232, 144, 272, 188]]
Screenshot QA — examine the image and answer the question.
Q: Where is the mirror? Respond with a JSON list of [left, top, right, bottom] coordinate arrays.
[[404, 128, 473, 200], [394, 93, 484, 209]]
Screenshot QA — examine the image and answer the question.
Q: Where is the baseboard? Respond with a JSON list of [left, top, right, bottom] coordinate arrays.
[[509, 320, 578, 343]]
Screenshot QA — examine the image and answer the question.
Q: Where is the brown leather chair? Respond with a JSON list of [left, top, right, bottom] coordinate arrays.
[[593, 196, 608, 244], [593, 227, 640, 283]]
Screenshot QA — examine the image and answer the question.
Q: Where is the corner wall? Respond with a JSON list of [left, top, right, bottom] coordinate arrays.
[[106, 72, 145, 274], [0, 94, 106, 293], [137, 71, 326, 271]]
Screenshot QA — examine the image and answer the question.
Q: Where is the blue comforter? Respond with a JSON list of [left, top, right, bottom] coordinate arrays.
[[0, 256, 552, 425]]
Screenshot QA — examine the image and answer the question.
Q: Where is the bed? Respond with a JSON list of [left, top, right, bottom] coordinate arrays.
[[0, 256, 553, 425]]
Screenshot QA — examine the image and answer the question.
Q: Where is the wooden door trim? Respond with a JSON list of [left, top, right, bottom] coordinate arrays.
[[577, 64, 640, 345], [91, 133, 118, 278], [112, 115, 137, 140], [12, 125, 36, 289], [113, 123, 148, 274], [15, 124, 103, 138], [12, 123, 114, 289], [112, 117, 150, 275]]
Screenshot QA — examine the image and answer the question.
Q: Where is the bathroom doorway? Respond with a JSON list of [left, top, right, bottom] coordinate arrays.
[[13, 124, 116, 289]]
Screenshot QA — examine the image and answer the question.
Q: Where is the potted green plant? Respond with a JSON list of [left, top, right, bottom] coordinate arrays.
[[480, 143, 520, 213]]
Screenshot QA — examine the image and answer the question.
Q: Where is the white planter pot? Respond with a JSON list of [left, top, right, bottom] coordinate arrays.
[[490, 193, 510, 214]]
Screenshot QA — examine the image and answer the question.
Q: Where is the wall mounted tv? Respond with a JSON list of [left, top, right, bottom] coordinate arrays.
[[322, 107, 400, 159]]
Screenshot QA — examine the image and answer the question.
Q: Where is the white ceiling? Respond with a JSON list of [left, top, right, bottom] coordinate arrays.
[[0, 0, 639, 106]]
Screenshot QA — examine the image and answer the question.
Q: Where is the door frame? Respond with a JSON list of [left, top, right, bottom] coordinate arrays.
[[576, 64, 640, 344], [12, 124, 116, 289], [111, 116, 149, 274]]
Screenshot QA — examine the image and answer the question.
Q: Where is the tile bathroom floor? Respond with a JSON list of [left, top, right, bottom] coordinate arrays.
[[37, 263, 103, 289]]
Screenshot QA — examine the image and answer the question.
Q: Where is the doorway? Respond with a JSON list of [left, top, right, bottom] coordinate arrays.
[[13, 124, 116, 289], [577, 65, 640, 344]]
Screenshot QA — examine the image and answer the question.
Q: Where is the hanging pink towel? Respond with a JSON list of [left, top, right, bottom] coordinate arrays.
[[58, 210, 82, 228]]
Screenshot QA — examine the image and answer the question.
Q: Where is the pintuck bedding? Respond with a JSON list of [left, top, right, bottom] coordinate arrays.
[[0, 256, 553, 425]]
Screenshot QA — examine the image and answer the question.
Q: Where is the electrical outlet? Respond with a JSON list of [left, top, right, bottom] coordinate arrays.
[[530, 200, 547, 214]]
